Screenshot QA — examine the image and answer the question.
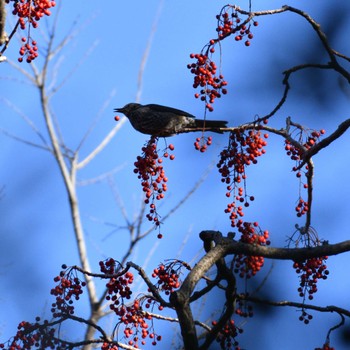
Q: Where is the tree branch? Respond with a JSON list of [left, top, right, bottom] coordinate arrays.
[[243, 295, 350, 318], [301, 118, 350, 161], [200, 230, 350, 260], [77, 120, 127, 169], [34, 18, 99, 319], [0, 0, 6, 47], [170, 231, 233, 350]]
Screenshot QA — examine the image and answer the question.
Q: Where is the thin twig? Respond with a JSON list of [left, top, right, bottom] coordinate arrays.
[[75, 88, 117, 153], [135, 0, 164, 103], [1, 96, 51, 149], [243, 295, 350, 318], [0, 128, 52, 151], [77, 164, 127, 186], [77, 120, 127, 169]]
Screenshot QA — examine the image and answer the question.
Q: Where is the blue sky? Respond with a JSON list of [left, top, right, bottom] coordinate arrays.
[[1, 1, 350, 349]]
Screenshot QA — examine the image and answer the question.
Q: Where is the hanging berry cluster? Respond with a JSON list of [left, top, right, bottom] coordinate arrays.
[[213, 319, 243, 350], [284, 126, 329, 314], [0, 263, 89, 350], [216, 128, 269, 282], [287, 227, 330, 318], [235, 297, 254, 318], [233, 222, 270, 278], [50, 264, 85, 317], [152, 260, 185, 295], [194, 135, 213, 153], [18, 37, 38, 63], [285, 128, 326, 164], [116, 299, 161, 348], [187, 52, 227, 112], [104, 268, 134, 310], [5, 0, 56, 62], [101, 342, 119, 350], [293, 256, 329, 302], [133, 137, 175, 238], [0, 318, 70, 350], [0, 260, 166, 350], [217, 127, 268, 227], [215, 5, 259, 46], [100, 258, 163, 348], [284, 127, 326, 219], [187, 5, 259, 111]]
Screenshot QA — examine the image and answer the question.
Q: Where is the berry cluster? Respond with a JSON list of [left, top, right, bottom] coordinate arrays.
[[187, 6, 259, 109], [295, 197, 309, 218], [5, 0, 56, 62], [217, 128, 268, 227], [133, 137, 175, 238], [187, 52, 227, 111], [18, 37, 38, 63], [142, 297, 165, 312], [233, 222, 270, 278], [285, 128, 325, 218], [194, 135, 212, 152], [213, 319, 242, 350], [101, 342, 119, 350], [235, 297, 254, 318], [285, 129, 326, 162], [152, 261, 183, 295], [105, 271, 134, 311], [298, 309, 313, 325], [293, 257, 329, 301], [215, 6, 258, 46], [50, 264, 85, 317], [117, 299, 161, 348], [100, 258, 162, 348], [0, 318, 69, 350], [10, 0, 56, 28], [99, 257, 119, 274], [0, 261, 165, 350]]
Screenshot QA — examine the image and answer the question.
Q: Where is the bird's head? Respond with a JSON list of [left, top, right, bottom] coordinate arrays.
[[114, 103, 141, 116]]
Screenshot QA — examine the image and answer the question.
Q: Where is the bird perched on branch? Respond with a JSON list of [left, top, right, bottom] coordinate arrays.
[[114, 103, 228, 137]]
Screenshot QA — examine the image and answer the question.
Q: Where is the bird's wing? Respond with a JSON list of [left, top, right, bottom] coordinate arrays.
[[145, 104, 196, 119]]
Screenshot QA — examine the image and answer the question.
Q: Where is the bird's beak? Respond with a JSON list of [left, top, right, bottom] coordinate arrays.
[[114, 107, 123, 113]]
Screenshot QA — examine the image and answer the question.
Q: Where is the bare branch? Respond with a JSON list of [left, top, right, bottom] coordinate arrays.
[[243, 295, 350, 318], [0, 127, 52, 151], [49, 39, 100, 96], [301, 118, 350, 161], [76, 89, 118, 152], [145, 310, 212, 332], [77, 165, 127, 186], [200, 230, 350, 260], [36, 43, 99, 309], [106, 175, 130, 225], [232, 5, 350, 121], [76, 119, 127, 169], [0, 0, 6, 46], [135, 0, 164, 102], [280, 6, 350, 82], [1, 96, 51, 149], [170, 232, 228, 350], [6, 57, 37, 83]]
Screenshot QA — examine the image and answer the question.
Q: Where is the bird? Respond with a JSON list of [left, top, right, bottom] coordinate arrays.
[[114, 103, 228, 137]]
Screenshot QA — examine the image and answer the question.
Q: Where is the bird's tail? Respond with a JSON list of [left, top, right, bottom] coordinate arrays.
[[195, 119, 228, 133]]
